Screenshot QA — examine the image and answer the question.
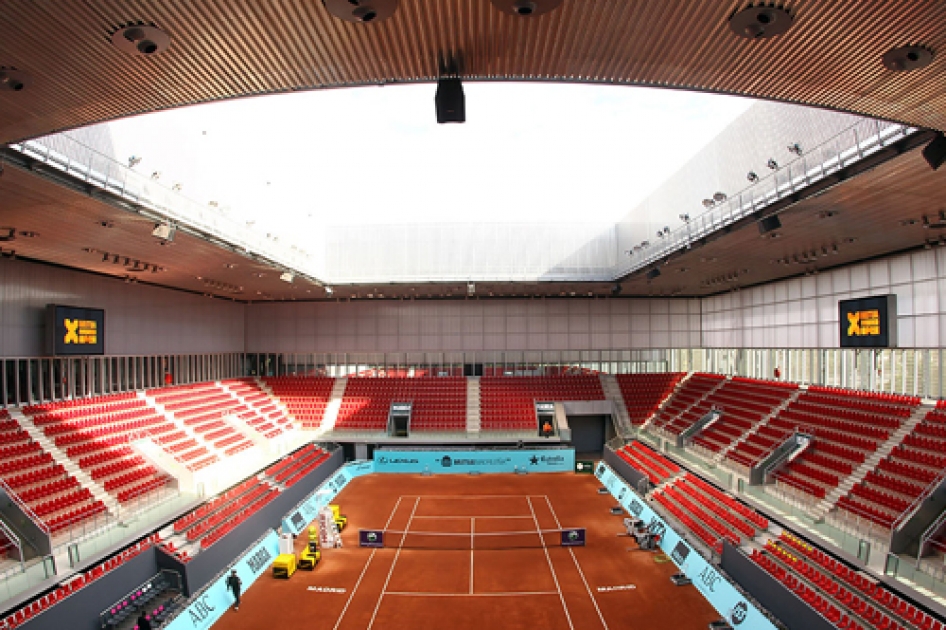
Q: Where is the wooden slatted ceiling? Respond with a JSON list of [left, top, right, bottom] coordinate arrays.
[[1, 1, 945, 144]]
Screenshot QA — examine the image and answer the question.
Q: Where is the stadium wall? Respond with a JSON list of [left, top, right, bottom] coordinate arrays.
[[0, 258, 244, 356], [15, 548, 158, 630], [702, 247, 946, 348], [720, 541, 835, 630], [158, 448, 343, 596], [244, 297, 702, 352]]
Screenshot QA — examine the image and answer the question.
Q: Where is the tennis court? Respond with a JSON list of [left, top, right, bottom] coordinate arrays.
[[213, 472, 719, 630]]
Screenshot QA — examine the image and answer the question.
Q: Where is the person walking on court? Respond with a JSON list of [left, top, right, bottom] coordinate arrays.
[[226, 569, 242, 611], [136, 611, 152, 630]]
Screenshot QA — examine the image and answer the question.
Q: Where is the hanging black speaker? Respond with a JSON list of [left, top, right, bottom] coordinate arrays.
[[435, 78, 465, 124], [923, 133, 946, 171], [758, 215, 782, 235]]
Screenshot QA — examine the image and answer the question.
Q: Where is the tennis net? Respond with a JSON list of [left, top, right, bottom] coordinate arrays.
[[368, 528, 584, 550]]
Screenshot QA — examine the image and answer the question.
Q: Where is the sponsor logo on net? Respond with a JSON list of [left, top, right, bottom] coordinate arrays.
[[731, 601, 748, 625]]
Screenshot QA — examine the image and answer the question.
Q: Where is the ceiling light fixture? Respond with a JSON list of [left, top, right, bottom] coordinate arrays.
[[728, 5, 794, 39], [110, 23, 172, 56], [787, 143, 803, 156], [490, 0, 563, 17], [882, 45, 935, 72], [0, 67, 29, 92], [746, 171, 759, 183], [323, 0, 399, 23], [767, 158, 779, 170]]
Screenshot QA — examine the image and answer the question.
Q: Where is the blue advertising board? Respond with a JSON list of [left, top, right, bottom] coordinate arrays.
[[373, 449, 574, 474], [281, 460, 375, 536], [594, 462, 777, 630], [164, 530, 280, 630]]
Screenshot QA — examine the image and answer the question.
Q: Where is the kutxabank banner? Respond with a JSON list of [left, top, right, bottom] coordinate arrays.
[[594, 462, 776, 630], [374, 449, 574, 474]]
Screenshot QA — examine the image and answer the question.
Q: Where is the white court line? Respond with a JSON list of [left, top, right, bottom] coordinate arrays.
[[332, 496, 405, 630], [385, 591, 561, 597], [411, 515, 532, 519], [527, 496, 575, 630], [543, 495, 610, 630], [366, 496, 421, 630], [470, 517, 474, 595], [412, 495, 535, 499]]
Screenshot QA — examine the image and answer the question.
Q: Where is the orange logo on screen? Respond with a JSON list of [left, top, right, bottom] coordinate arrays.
[[64, 319, 98, 345], [846, 310, 880, 337]]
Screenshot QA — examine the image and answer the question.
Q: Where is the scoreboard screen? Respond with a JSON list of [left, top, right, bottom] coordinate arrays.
[[839, 295, 897, 348], [47, 304, 105, 355]]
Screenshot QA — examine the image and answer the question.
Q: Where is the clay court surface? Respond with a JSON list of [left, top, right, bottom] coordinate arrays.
[[214, 472, 719, 630]]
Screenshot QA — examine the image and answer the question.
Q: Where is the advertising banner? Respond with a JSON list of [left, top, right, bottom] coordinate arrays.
[[281, 460, 374, 536], [164, 530, 280, 630], [594, 462, 777, 630], [359, 530, 385, 548], [373, 449, 574, 474], [560, 528, 586, 547], [575, 460, 595, 474]]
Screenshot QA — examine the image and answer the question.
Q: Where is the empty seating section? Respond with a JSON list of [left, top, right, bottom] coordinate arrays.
[[690, 378, 797, 454], [615, 441, 680, 484], [149, 383, 254, 466], [650, 373, 726, 435], [25, 396, 173, 504], [479, 376, 604, 432], [837, 409, 946, 529], [749, 531, 940, 630], [262, 376, 335, 429], [0, 412, 106, 534], [615, 373, 683, 424], [335, 377, 466, 432], [652, 472, 768, 554], [264, 444, 329, 486], [167, 477, 278, 551], [723, 387, 918, 500], [223, 378, 295, 437]]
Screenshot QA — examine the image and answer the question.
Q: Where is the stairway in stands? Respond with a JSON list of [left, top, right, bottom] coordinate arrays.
[[598, 374, 633, 438]]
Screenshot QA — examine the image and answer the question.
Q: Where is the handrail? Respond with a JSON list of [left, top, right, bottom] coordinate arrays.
[[892, 466, 946, 530], [4, 137, 322, 283], [618, 119, 915, 279], [0, 477, 51, 535]]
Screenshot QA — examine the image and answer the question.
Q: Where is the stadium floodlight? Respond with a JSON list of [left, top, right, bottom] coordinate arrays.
[[746, 171, 759, 183], [679, 214, 690, 222], [712, 192, 727, 203], [702, 198, 714, 209], [787, 142, 803, 156], [767, 158, 779, 170], [128, 155, 142, 168]]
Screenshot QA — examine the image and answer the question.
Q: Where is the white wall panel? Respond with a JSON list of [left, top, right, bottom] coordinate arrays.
[[0, 259, 244, 357], [702, 248, 946, 349], [245, 298, 702, 353]]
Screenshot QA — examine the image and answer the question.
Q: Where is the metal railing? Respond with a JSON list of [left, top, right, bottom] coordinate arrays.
[[6, 136, 321, 282], [0, 478, 50, 536], [617, 119, 915, 279], [892, 467, 946, 531]]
